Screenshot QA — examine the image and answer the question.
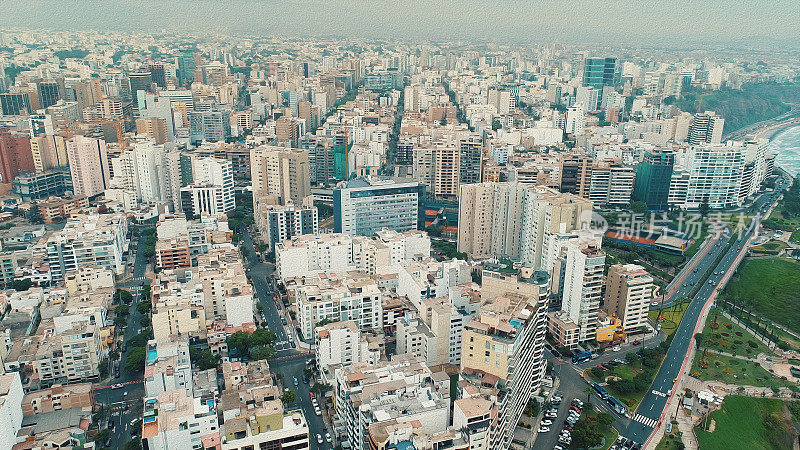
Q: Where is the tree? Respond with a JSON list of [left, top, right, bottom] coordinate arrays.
[[26, 206, 43, 224], [98, 358, 109, 378], [139, 316, 151, 328], [114, 315, 128, 328], [116, 304, 130, 316], [11, 279, 33, 292], [241, 248, 250, 259], [699, 201, 710, 218], [631, 201, 648, 215], [228, 331, 251, 356], [189, 347, 220, 371], [95, 429, 109, 444], [311, 382, 332, 397], [281, 390, 297, 404], [122, 439, 142, 450], [249, 345, 275, 360], [114, 289, 133, 304], [125, 347, 147, 372], [136, 301, 151, 315], [251, 329, 277, 347], [256, 303, 264, 312]]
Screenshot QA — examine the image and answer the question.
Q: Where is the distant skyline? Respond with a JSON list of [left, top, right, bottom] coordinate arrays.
[[1, 0, 799, 47]]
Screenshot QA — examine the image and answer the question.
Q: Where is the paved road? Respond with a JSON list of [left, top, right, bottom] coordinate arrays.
[[620, 176, 790, 445], [101, 230, 150, 448], [240, 228, 332, 449]]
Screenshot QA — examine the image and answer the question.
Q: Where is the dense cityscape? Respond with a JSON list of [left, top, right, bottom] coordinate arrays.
[[0, 16, 798, 450]]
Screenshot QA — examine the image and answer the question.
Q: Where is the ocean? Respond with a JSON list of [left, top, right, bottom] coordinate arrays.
[[772, 125, 800, 176]]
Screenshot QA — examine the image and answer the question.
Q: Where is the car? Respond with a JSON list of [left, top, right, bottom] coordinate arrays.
[[572, 399, 583, 406], [538, 426, 550, 433], [309, 392, 316, 400], [611, 345, 621, 352], [293, 377, 299, 386], [549, 408, 558, 414], [316, 434, 323, 444], [114, 368, 120, 378], [312, 399, 319, 407], [123, 391, 128, 397], [632, 340, 641, 345], [541, 419, 553, 426], [122, 344, 127, 352], [545, 412, 557, 419], [667, 389, 672, 396], [554, 446, 564, 450], [108, 420, 114, 430], [112, 383, 124, 389], [315, 407, 322, 416], [673, 377, 677, 383], [325, 433, 332, 443], [281, 318, 288, 325]]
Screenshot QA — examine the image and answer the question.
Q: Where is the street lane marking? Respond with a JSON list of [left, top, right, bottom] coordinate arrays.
[[632, 413, 657, 428]]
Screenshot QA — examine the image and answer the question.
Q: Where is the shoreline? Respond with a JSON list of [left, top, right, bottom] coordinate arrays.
[[756, 118, 800, 141]]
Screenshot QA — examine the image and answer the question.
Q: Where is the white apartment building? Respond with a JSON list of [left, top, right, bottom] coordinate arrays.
[[315, 320, 380, 381], [562, 240, 605, 342], [0, 372, 23, 449], [34, 319, 106, 383], [66, 135, 110, 198], [669, 143, 745, 209], [293, 274, 383, 341], [335, 355, 451, 450], [144, 339, 193, 398], [45, 213, 129, 281], [588, 164, 635, 206], [142, 389, 219, 450], [186, 157, 235, 213]]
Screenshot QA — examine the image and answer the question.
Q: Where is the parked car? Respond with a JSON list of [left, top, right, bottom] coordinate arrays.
[[325, 433, 332, 443], [538, 426, 550, 433], [316, 434, 323, 444]]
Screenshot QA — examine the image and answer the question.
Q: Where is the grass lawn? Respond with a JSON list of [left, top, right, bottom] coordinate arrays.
[[602, 426, 619, 450], [750, 239, 789, 254], [791, 229, 800, 243], [695, 396, 796, 450], [690, 351, 793, 388], [768, 204, 800, 229], [722, 257, 800, 335], [701, 310, 773, 358], [649, 302, 690, 337], [655, 425, 684, 450]]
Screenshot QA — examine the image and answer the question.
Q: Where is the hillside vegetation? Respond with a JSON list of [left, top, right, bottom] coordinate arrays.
[[673, 83, 800, 134]]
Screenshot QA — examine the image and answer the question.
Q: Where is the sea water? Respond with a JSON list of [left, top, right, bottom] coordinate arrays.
[[772, 125, 800, 176]]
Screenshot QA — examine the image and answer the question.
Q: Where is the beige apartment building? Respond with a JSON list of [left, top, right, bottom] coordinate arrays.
[[605, 264, 653, 332]]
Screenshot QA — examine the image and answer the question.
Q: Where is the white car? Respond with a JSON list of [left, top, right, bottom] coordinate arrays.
[[611, 345, 621, 352], [541, 419, 553, 426], [315, 407, 322, 416], [538, 426, 550, 433], [325, 433, 332, 443], [316, 434, 323, 444], [545, 412, 557, 418]]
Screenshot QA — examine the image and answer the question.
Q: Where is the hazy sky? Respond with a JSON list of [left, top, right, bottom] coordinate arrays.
[[2, 0, 799, 45]]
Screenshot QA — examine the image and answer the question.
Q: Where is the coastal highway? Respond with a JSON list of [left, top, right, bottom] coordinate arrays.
[[620, 176, 789, 445]]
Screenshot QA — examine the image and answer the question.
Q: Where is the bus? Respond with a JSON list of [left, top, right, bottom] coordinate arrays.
[[607, 396, 627, 415], [572, 350, 592, 364], [592, 382, 610, 400]]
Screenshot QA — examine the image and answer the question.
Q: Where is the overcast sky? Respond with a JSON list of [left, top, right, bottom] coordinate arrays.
[[2, 0, 799, 46]]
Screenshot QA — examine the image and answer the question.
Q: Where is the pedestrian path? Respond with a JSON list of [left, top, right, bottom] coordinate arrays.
[[632, 413, 658, 428]]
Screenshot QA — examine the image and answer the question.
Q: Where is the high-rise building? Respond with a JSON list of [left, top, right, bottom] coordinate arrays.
[[605, 264, 653, 332], [460, 290, 548, 450], [583, 57, 621, 90], [333, 176, 425, 236], [29, 114, 54, 137], [457, 181, 527, 259], [632, 149, 674, 210], [30, 134, 68, 172], [189, 110, 231, 144], [148, 63, 167, 88], [260, 203, 319, 251], [66, 135, 110, 197], [559, 153, 593, 198], [669, 143, 745, 209], [562, 239, 605, 342], [588, 163, 635, 206], [688, 112, 725, 145], [0, 92, 31, 115], [178, 50, 197, 86], [459, 136, 483, 185], [0, 131, 34, 183], [189, 157, 235, 213], [128, 71, 154, 96], [136, 117, 169, 144], [249, 145, 311, 206], [36, 81, 61, 109]]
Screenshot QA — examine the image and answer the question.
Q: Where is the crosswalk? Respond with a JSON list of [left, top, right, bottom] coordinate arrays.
[[651, 389, 667, 398], [131, 276, 147, 282], [632, 413, 657, 428]]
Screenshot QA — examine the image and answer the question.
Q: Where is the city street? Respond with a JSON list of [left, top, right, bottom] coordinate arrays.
[[240, 229, 332, 448], [619, 176, 789, 445]]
